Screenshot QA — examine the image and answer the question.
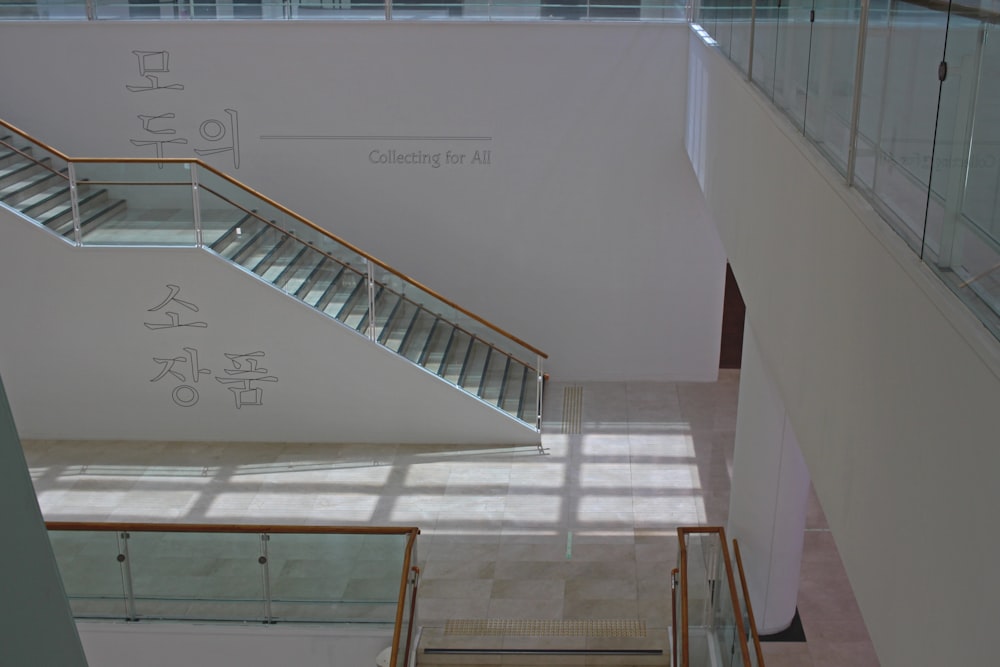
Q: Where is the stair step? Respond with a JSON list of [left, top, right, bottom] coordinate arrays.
[[500, 363, 529, 417], [295, 259, 342, 304], [0, 156, 48, 190], [399, 310, 437, 363], [417, 623, 667, 667], [67, 198, 129, 240], [478, 351, 508, 403], [35, 187, 108, 231], [316, 268, 363, 315], [209, 213, 261, 257], [459, 340, 491, 392], [341, 283, 380, 331], [379, 300, 419, 352], [261, 239, 308, 284], [271, 246, 316, 292], [0, 171, 67, 210], [420, 322, 455, 374], [440, 331, 473, 384], [0, 143, 33, 170], [369, 290, 403, 342], [229, 220, 275, 264]]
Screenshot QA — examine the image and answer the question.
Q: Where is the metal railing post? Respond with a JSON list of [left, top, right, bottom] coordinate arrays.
[[260, 533, 273, 624], [117, 531, 138, 621], [748, 0, 757, 82], [386, 0, 392, 20], [367, 259, 377, 341], [535, 355, 544, 432], [67, 163, 82, 247], [191, 164, 203, 248], [846, 0, 871, 187]]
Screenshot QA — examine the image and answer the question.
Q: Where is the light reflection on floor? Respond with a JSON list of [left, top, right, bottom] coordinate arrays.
[[24, 374, 879, 665]]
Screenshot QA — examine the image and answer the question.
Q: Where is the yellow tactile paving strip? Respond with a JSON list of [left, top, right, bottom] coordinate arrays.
[[561, 386, 583, 434], [444, 619, 646, 638]]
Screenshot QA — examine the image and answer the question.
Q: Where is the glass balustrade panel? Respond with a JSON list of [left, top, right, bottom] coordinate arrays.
[[749, 0, 787, 103], [394, 573, 416, 667], [48, 530, 129, 619], [698, 0, 719, 41], [267, 532, 408, 623], [729, 0, 753, 75], [716, 0, 735, 59], [769, 0, 812, 131], [923, 18, 1000, 336], [803, 0, 860, 174], [196, 168, 369, 275], [290, 0, 386, 19], [0, 132, 73, 231], [853, 1, 948, 250], [70, 161, 196, 246], [0, 0, 691, 20], [125, 531, 266, 621], [370, 266, 540, 413], [713, 567, 745, 667], [0, 0, 87, 18]]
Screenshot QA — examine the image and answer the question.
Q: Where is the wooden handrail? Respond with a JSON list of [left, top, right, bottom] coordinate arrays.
[[402, 566, 420, 667], [679, 531, 689, 667], [733, 539, 766, 667], [717, 529, 753, 667], [0, 118, 71, 162], [670, 566, 679, 667], [0, 117, 547, 360], [676, 527, 756, 667], [45, 521, 419, 535], [198, 183, 541, 372], [390, 530, 420, 667], [0, 135, 69, 181]]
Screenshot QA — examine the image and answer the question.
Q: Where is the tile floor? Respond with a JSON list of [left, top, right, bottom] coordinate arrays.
[[23, 373, 879, 665]]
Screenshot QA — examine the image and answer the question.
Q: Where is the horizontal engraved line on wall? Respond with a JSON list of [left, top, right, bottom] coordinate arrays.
[[259, 135, 493, 141], [444, 619, 646, 638]]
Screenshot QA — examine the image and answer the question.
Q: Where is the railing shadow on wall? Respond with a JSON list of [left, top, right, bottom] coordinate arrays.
[[47, 522, 421, 667], [693, 0, 1000, 343], [0, 0, 690, 22]]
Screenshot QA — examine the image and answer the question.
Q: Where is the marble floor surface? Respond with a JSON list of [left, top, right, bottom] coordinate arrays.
[[23, 374, 879, 666]]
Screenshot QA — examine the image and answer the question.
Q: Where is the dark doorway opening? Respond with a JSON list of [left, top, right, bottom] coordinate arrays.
[[719, 263, 746, 369]]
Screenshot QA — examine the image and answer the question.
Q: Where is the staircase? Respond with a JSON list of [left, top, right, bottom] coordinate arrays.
[[0, 126, 544, 430]]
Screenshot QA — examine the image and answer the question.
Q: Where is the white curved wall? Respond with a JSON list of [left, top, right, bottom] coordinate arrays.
[[687, 28, 1000, 666]]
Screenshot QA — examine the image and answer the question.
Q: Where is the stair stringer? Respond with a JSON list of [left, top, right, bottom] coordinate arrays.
[[0, 205, 541, 445]]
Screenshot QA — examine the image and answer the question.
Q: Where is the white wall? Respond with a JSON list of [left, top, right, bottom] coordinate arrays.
[[78, 621, 395, 667], [0, 21, 726, 382], [687, 29, 1000, 666], [0, 208, 538, 444]]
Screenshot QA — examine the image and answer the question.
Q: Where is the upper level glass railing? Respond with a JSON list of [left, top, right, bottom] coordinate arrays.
[[672, 526, 764, 667], [47, 522, 420, 666], [0, 118, 547, 428], [0, 0, 689, 21], [695, 0, 1000, 342]]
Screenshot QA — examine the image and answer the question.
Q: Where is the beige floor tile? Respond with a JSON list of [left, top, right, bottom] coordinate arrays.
[[25, 376, 878, 666]]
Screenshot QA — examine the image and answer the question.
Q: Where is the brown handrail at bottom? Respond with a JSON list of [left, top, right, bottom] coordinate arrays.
[[733, 539, 766, 667], [675, 526, 756, 667], [48, 521, 421, 666], [46, 521, 419, 535]]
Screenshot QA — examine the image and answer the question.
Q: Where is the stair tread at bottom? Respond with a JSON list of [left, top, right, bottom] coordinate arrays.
[[418, 626, 668, 667]]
